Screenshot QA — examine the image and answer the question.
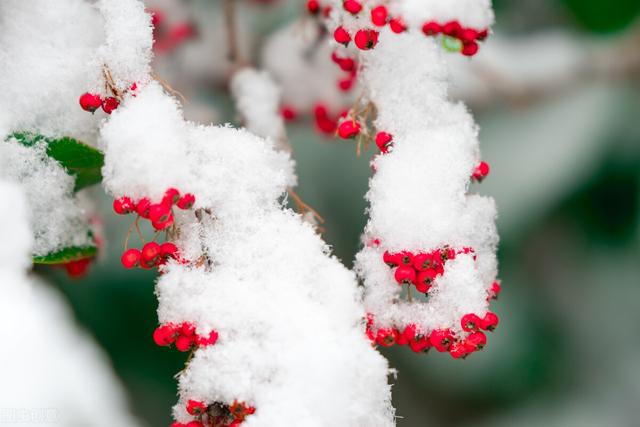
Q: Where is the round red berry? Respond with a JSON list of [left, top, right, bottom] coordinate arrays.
[[162, 188, 181, 206], [307, 0, 320, 14], [343, 0, 362, 14], [375, 328, 397, 347], [186, 400, 207, 416], [354, 29, 379, 50], [449, 341, 469, 359], [64, 258, 91, 278], [422, 21, 441, 36], [462, 41, 479, 56], [334, 26, 352, 45], [481, 312, 499, 331], [196, 330, 219, 347], [79, 92, 102, 113], [389, 17, 407, 33], [153, 324, 177, 346], [121, 248, 142, 269], [461, 313, 482, 332], [136, 198, 152, 218], [464, 331, 487, 351], [370, 5, 388, 26], [459, 28, 478, 42], [383, 251, 400, 267], [160, 242, 178, 259], [415, 270, 436, 292], [142, 242, 162, 265], [429, 329, 454, 352], [113, 196, 135, 215], [101, 97, 120, 114], [442, 20, 461, 37], [375, 131, 393, 153], [149, 203, 171, 223], [338, 120, 361, 139], [177, 193, 196, 210], [394, 265, 416, 285], [175, 334, 193, 352]]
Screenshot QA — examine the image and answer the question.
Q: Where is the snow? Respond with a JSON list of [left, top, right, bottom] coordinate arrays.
[[0, 137, 93, 256], [0, 180, 141, 427]]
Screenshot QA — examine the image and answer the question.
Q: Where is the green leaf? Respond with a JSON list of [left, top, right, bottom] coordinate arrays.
[[33, 245, 97, 265], [8, 132, 104, 191]]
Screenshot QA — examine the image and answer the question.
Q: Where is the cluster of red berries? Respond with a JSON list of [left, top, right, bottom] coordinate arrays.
[[472, 161, 490, 182], [113, 188, 196, 231], [150, 8, 197, 54], [171, 400, 255, 427], [383, 247, 474, 294], [79, 92, 120, 114], [153, 322, 219, 352], [421, 20, 488, 57], [121, 241, 180, 270], [366, 310, 499, 359], [331, 51, 358, 92]]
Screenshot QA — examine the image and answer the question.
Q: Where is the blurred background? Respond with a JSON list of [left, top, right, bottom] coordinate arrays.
[[38, 0, 639, 425]]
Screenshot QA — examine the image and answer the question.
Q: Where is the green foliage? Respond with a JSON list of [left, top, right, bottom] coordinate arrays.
[[560, 0, 640, 33], [32, 245, 97, 264], [9, 132, 104, 191]]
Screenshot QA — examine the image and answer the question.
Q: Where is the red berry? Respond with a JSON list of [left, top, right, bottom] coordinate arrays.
[[354, 29, 379, 50], [415, 270, 436, 292], [181, 322, 196, 337], [113, 196, 135, 215], [465, 331, 487, 351], [383, 251, 400, 267], [472, 161, 490, 181], [196, 330, 219, 347], [370, 5, 388, 26], [462, 41, 479, 56], [480, 312, 499, 331], [375, 131, 393, 153], [307, 0, 320, 14], [186, 400, 207, 416], [375, 328, 398, 347], [101, 97, 120, 114], [422, 21, 441, 36], [429, 329, 454, 352], [442, 20, 461, 37], [337, 57, 356, 72], [136, 198, 152, 218], [162, 188, 181, 206], [338, 120, 361, 139], [398, 251, 413, 265], [177, 193, 196, 210], [394, 265, 416, 285], [153, 324, 177, 346], [149, 203, 171, 223], [395, 327, 409, 346], [489, 281, 501, 300], [281, 105, 298, 121], [477, 29, 489, 40], [79, 92, 102, 113], [461, 313, 482, 332], [343, 0, 362, 14], [413, 252, 434, 271], [121, 248, 142, 269], [449, 341, 469, 359], [64, 258, 91, 278], [160, 242, 178, 259], [459, 28, 478, 42], [409, 333, 430, 353], [389, 17, 407, 33], [175, 334, 193, 352], [142, 242, 162, 264], [152, 213, 174, 230], [338, 77, 355, 92], [185, 422, 204, 427], [334, 26, 352, 45]]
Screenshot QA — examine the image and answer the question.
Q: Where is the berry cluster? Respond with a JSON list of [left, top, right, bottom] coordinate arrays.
[[153, 322, 219, 352], [331, 51, 358, 92], [113, 188, 195, 270], [366, 309, 499, 359], [383, 247, 474, 294], [172, 400, 255, 427], [308, 1, 490, 57], [421, 20, 488, 57], [79, 92, 120, 114]]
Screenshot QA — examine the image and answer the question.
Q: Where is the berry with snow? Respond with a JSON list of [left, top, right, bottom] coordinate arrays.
[[79, 92, 102, 113], [354, 29, 379, 50]]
